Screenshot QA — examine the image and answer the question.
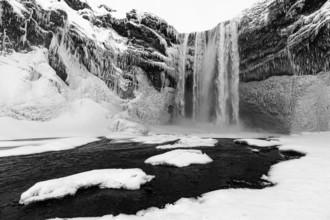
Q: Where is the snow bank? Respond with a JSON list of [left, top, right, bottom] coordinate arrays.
[[233, 138, 280, 147], [156, 136, 218, 149], [145, 150, 213, 167], [20, 169, 154, 205], [0, 48, 120, 140], [0, 137, 99, 157], [55, 132, 330, 220], [150, 124, 279, 139], [131, 135, 180, 144], [0, 98, 110, 140]]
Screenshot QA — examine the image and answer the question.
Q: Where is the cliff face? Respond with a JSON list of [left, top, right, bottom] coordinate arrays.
[[238, 0, 330, 133], [239, 0, 330, 82]]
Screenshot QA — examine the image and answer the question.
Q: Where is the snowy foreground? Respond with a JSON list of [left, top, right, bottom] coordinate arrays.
[[20, 169, 154, 205], [145, 150, 213, 167], [51, 132, 330, 220]]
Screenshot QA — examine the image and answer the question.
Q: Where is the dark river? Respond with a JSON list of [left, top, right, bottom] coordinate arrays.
[[0, 138, 302, 220]]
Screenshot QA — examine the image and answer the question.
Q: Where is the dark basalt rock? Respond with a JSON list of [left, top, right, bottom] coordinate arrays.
[[63, 0, 91, 11], [0, 0, 27, 51], [238, 0, 329, 82]]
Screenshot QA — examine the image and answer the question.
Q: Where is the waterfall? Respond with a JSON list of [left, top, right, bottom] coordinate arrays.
[[215, 20, 240, 125], [176, 34, 189, 119], [179, 19, 240, 126]]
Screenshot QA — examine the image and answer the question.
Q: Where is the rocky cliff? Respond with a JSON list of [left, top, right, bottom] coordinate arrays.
[[0, 0, 182, 126], [238, 0, 330, 133]]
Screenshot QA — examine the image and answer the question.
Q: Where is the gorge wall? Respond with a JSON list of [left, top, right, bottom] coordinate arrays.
[[238, 0, 330, 133], [1, 0, 330, 133]]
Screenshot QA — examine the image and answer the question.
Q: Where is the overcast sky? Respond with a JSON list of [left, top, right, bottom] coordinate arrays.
[[108, 0, 258, 33]]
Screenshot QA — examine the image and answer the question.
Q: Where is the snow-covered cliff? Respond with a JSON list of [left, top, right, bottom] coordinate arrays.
[[0, 0, 181, 135], [1, 0, 330, 134]]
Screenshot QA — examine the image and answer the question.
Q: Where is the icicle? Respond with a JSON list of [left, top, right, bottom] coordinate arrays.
[[0, 2, 3, 27], [1, 29, 6, 55], [20, 19, 28, 47]]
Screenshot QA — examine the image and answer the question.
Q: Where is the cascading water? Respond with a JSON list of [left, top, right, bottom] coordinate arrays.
[[175, 34, 189, 119], [177, 19, 240, 126]]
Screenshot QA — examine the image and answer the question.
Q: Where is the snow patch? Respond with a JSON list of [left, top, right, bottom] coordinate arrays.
[[156, 136, 218, 149], [233, 138, 280, 147], [145, 149, 213, 167], [20, 169, 154, 205], [132, 135, 180, 144]]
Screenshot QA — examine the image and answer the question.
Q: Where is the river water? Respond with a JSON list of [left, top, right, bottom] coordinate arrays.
[[0, 138, 301, 219]]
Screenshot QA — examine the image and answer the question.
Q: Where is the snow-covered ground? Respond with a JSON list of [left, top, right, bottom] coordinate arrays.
[[145, 149, 213, 167], [131, 134, 180, 144], [53, 132, 330, 220], [20, 169, 154, 205], [0, 137, 99, 157]]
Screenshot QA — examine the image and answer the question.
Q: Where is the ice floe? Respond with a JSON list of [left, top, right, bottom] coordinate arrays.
[[20, 169, 154, 205], [145, 149, 213, 167], [156, 136, 218, 149], [233, 138, 280, 147]]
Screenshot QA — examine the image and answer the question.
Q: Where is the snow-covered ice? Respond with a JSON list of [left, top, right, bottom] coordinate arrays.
[[0, 137, 99, 157], [54, 132, 330, 220], [145, 150, 213, 167], [20, 169, 154, 205], [233, 138, 280, 147], [156, 136, 218, 149], [131, 135, 180, 144]]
